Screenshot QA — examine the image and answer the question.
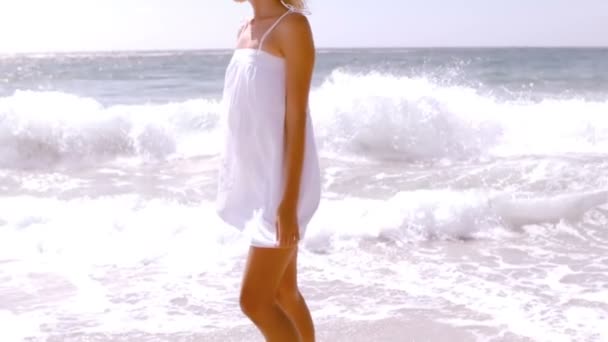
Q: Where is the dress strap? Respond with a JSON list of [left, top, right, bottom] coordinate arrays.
[[258, 9, 294, 51]]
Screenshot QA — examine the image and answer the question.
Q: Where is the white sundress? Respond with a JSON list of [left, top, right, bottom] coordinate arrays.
[[215, 9, 321, 248]]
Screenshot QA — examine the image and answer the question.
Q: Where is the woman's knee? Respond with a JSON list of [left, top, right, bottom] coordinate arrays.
[[240, 287, 274, 318], [276, 285, 302, 310]]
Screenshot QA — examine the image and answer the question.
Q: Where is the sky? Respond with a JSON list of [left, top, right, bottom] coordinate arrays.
[[0, 0, 607, 53]]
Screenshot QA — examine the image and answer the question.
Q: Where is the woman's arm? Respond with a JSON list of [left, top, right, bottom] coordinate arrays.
[[275, 13, 315, 246]]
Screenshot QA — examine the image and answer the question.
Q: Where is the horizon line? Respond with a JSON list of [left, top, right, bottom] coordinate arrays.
[[1, 45, 607, 55]]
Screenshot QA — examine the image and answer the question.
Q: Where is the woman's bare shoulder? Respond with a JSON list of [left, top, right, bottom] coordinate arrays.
[[277, 12, 313, 42]]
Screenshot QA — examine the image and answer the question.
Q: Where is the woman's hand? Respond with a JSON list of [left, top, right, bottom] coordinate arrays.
[[276, 203, 299, 248]]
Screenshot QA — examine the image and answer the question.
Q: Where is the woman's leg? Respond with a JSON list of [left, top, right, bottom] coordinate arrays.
[[276, 249, 315, 342], [240, 246, 300, 342]]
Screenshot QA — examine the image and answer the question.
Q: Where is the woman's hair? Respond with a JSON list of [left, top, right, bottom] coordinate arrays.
[[282, 0, 306, 10]]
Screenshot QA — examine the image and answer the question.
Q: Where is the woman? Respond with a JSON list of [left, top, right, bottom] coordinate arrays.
[[216, 0, 321, 341]]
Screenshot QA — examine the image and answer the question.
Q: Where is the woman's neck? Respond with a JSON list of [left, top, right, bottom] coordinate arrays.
[[249, 0, 285, 19]]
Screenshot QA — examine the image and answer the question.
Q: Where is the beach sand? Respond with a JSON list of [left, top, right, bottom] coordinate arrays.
[[38, 317, 490, 342]]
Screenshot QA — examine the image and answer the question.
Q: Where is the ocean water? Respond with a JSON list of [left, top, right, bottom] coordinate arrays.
[[1, 48, 608, 342]]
